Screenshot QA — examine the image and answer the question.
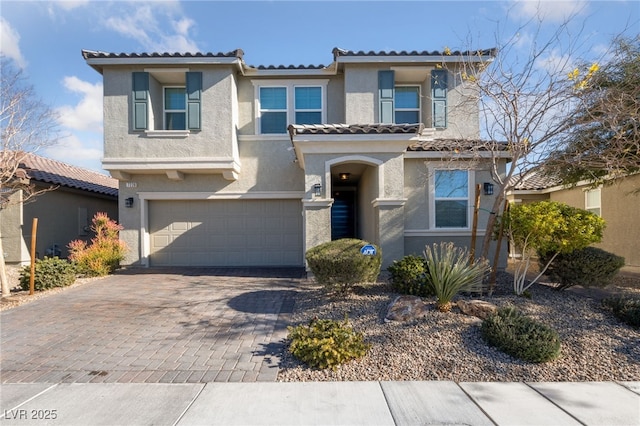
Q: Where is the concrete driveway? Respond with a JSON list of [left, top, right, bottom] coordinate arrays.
[[0, 268, 303, 384]]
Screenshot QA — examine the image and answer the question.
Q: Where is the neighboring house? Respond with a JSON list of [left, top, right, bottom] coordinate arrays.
[[508, 170, 640, 266], [1, 153, 118, 264], [82, 47, 509, 269]]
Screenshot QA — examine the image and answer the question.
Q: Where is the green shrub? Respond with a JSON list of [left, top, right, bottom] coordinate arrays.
[[68, 212, 127, 276], [19, 257, 77, 292], [423, 242, 489, 312], [287, 317, 371, 370], [602, 296, 640, 328], [538, 247, 625, 290], [305, 238, 381, 294], [387, 255, 434, 297], [481, 307, 561, 363]]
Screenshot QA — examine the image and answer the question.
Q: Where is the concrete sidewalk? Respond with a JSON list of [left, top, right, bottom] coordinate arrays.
[[2, 381, 639, 425]]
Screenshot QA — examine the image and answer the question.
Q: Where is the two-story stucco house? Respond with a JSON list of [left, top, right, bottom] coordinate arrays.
[[82, 47, 508, 269]]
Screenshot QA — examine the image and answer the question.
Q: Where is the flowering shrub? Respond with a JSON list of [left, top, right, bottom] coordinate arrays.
[[68, 212, 127, 276]]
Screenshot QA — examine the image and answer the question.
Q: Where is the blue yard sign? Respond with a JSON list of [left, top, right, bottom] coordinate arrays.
[[360, 244, 377, 256]]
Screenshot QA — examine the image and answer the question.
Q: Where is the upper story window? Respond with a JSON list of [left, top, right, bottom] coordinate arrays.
[[585, 188, 601, 216], [378, 70, 447, 128], [433, 169, 470, 228], [164, 87, 186, 130], [253, 80, 328, 134], [132, 70, 202, 133], [259, 87, 287, 134], [394, 86, 420, 124]]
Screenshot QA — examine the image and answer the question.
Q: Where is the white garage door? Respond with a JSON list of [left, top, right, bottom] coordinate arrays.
[[149, 199, 303, 267]]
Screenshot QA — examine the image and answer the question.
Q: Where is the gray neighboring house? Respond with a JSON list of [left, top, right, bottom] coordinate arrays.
[[82, 47, 509, 269], [509, 171, 640, 267], [1, 153, 119, 264]]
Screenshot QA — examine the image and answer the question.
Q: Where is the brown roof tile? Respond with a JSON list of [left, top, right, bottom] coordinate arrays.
[[19, 153, 118, 197], [408, 139, 508, 152], [288, 123, 422, 136]]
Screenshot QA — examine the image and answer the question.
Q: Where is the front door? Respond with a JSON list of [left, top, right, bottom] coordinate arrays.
[[331, 189, 356, 240]]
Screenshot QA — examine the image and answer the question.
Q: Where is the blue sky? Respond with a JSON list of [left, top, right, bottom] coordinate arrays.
[[1, 0, 638, 174]]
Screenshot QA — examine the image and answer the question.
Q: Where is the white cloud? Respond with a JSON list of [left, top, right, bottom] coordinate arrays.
[[56, 76, 103, 132], [52, 0, 91, 11], [104, 3, 199, 52], [511, 0, 588, 23], [0, 17, 27, 68], [535, 49, 574, 75], [43, 133, 104, 173]]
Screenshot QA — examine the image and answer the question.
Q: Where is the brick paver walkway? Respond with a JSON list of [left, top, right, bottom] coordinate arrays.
[[0, 268, 302, 384]]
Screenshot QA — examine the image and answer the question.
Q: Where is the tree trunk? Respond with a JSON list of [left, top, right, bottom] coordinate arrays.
[[480, 189, 506, 261], [0, 235, 10, 296]]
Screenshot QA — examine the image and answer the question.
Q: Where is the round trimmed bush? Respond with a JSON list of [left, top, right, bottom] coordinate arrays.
[[305, 238, 381, 294], [19, 257, 77, 292], [602, 296, 640, 328], [539, 246, 625, 290], [387, 255, 434, 297], [481, 307, 561, 363], [287, 318, 371, 370]]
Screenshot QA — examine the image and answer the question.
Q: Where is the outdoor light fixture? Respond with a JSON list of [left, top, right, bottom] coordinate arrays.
[[339, 172, 350, 181], [483, 183, 494, 196], [313, 183, 322, 197], [125, 197, 134, 208]]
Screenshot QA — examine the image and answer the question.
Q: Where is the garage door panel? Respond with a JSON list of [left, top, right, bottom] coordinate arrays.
[[149, 199, 302, 267]]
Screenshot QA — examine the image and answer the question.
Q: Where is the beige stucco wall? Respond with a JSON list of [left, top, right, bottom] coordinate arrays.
[[402, 157, 507, 267], [1, 187, 118, 264], [102, 66, 237, 160], [549, 175, 640, 266], [343, 64, 479, 139], [1, 191, 29, 264]]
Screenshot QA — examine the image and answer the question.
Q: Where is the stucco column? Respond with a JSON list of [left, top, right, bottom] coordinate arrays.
[[373, 199, 406, 268], [302, 199, 333, 266]]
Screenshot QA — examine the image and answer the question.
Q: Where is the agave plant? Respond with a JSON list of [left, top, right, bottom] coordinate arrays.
[[423, 242, 490, 312]]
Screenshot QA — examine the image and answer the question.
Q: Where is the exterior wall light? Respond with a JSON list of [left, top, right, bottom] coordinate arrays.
[[483, 183, 494, 196], [125, 197, 134, 208], [313, 183, 322, 197], [339, 173, 350, 181]]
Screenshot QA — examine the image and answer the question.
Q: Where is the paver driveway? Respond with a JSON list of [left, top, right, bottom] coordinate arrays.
[[1, 268, 303, 384]]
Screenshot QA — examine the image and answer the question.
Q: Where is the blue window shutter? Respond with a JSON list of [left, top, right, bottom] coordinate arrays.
[[378, 70, 395, 123], [431, 70, 448, 128], [132, 72, 149, 131], [186, 72, 202, 130]]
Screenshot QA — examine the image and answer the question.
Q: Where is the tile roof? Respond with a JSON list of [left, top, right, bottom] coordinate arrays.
[[509, 169, 562, 190], [288, 123, 423, 136], [82, 47, 496, 71], [332, 47, 498, 59], [18, 152, 118, 197], [81, 50, 244, 60], [408, 139, 509, 152]]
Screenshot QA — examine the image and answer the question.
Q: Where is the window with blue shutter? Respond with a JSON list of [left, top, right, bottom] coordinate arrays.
[[132, 72, 149, 131], [186, 72, 202, 130], [378, 70, 395, 124], [431, 70, 448, 128]]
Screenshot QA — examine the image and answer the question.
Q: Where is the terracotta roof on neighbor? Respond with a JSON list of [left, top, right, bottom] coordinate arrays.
[[19, 153, 118, 197], [288, 123, 422, 136], [332, 47, 498, 59], [408, 139, 509, 151], [510, 169, 562, 190], [81, 49, 244, 60]]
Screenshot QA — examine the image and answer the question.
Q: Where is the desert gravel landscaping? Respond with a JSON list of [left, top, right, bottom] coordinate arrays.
[[277, 271, 640, 382]]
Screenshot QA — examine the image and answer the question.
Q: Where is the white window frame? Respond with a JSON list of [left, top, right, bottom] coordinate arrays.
[[585, 187, 602, 216], [394, 85, 421, 124], [429, 167, 474, 230], [252, 79, 328, 135], [294, 85, 323, 125], [163, 86, 186, 130]]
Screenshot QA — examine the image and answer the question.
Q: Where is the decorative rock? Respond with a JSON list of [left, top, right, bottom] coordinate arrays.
[[456, 299, 498, 320], [385, 295, 431, 323]]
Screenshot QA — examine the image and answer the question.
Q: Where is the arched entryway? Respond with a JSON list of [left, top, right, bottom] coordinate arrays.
[[326, 156, 382, 243]]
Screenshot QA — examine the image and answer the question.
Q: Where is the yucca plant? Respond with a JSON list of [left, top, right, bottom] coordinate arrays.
[[423, 242, 490, 312]]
